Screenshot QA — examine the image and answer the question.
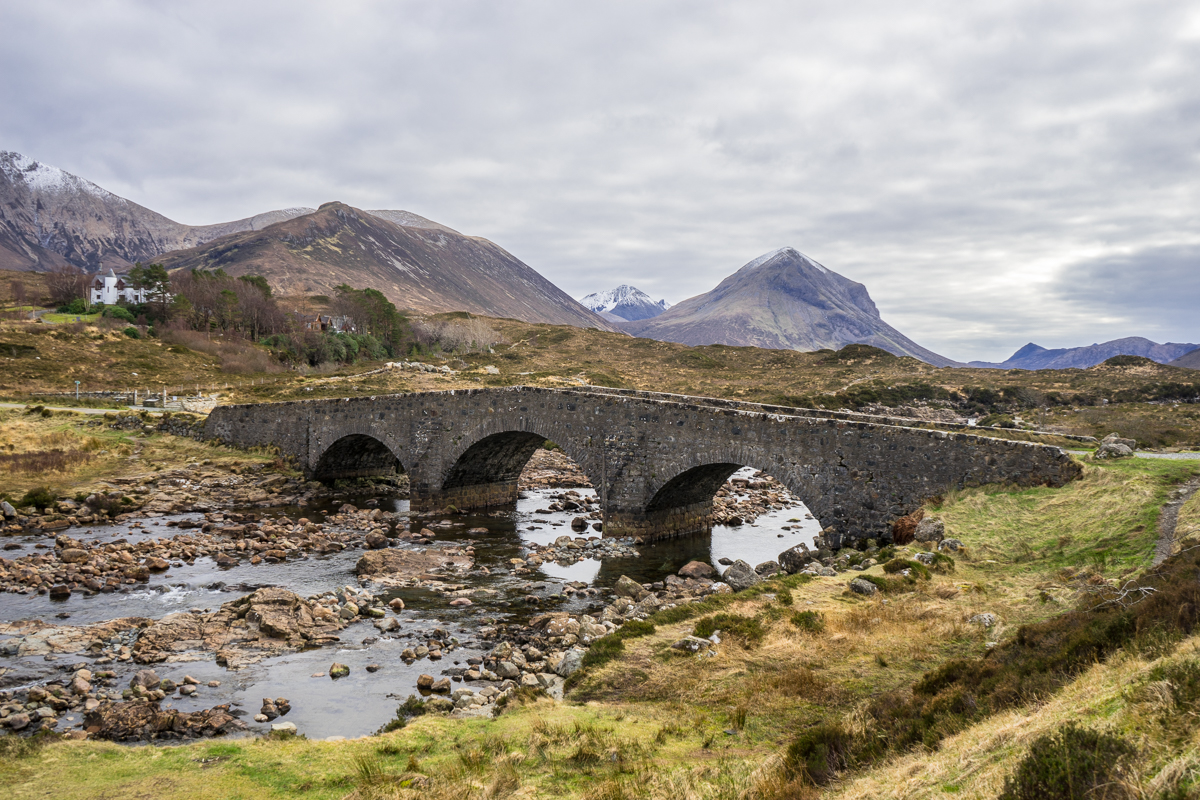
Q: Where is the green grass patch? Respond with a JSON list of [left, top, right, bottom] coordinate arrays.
[[932, 458, 1200, 577], [693, 613, 765, 646]]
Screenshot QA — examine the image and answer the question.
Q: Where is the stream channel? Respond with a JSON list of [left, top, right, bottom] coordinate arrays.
[[0, 468, 821, 740]]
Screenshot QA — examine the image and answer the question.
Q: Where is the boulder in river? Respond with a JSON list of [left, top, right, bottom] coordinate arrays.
[[83, 700, 246, 741], [678, 560, 715, 579], [614, 575, 648, 601], [354, 547, 473, 585], [133, 587, 345, 667]]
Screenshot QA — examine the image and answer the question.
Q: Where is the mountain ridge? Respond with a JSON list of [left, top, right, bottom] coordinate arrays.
[[969, 337, 1199, 370], [620, 247, 959, 367], [155, 201, 617, 329]]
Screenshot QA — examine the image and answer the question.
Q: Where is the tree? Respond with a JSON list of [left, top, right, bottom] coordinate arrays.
[[45, 264, 89, 307], [9, 279, 27, 308], [129, 263, 172, 319]]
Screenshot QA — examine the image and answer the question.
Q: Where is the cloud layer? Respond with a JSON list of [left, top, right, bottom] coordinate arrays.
[[2, 0, 1196, 361]]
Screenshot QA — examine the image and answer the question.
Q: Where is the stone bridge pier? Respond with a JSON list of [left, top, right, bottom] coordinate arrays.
[[205, 387, 1081, 543]]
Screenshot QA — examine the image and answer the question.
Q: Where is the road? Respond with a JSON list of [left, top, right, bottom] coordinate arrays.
[[0, 402, 165, 416]]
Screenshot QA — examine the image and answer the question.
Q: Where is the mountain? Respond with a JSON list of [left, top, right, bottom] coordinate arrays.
[[619, 247, 958, 366], [0, 150, 314, 272], [579, 285, 671, 321], [969, 337, 1200, 370], [156, 201, 616, 329], [1167, 348, 1200, 370], [0, 151, 613, 329]]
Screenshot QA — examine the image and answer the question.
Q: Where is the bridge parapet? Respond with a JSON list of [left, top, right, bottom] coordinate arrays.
[[205, 386, 1081, 544]]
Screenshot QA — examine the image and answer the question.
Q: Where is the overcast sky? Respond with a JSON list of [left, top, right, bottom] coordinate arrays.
[[2, 0, 1197, 362]]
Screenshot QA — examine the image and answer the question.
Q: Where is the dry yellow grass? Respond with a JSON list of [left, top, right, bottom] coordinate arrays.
[[825, 636, 1200, 800], [0, 407, 278, 501], [1177, 489, 1200, 552]]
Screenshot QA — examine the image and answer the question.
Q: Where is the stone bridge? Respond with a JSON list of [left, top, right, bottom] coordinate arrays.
[[204, 386, 1081, 543]]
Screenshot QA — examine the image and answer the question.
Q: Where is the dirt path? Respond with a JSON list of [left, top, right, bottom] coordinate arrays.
[[1154, 476, 1200, 566]]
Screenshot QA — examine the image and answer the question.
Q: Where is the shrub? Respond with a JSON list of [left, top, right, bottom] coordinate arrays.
[[612, 619, 655, 640], [18, 486, 56, 510], [122, 326, 140, 339], [892, 509, 924, 545], [693, 613, 765, 645], [998, 723, 1135, 800], [882, 558, 931, 580], [927, 552, 956, 573], [785, 723, 853, 785], [581, 635, 625, 669], [791, 610, 826, 633], [376, 694, 427, 734], [0, 449, 93, 474], [56, 298, 88, 314], [102, 305, 136, 323]]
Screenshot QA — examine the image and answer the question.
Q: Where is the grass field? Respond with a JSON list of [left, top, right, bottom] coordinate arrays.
[[40, 312, 102, 324]]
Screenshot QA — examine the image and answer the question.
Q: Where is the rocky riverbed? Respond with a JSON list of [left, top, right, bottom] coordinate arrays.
[[1, 452, 841, 742]]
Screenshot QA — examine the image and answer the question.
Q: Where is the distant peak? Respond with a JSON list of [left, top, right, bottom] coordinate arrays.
[[579, 284, 671, 321], [0, 150, 116, 201], [741, 247, 828, 274]]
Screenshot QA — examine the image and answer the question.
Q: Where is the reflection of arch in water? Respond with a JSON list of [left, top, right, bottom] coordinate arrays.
[[312, 433, 404, 482], [639, 458, 822, 540], [427, 429, 596, 511]]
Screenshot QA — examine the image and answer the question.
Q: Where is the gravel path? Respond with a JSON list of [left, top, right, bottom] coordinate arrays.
[[1154, 477, 1200, 566], [0, 402, 162, 415], [1065, 449, 1200, 460]]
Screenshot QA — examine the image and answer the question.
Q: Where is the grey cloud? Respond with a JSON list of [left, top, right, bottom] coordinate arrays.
[[1, 0, 1197, 362]]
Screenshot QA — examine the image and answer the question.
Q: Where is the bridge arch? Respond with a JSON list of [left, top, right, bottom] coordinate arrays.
[[631, 441, 832, 539], [417, 420, 600, 512], [311, 433, 405, 483]]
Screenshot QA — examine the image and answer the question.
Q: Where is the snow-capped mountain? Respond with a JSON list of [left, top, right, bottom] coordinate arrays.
[[620, 247, 959, 366], [0, 150, 316, 272], [579, 285, 672, 322]]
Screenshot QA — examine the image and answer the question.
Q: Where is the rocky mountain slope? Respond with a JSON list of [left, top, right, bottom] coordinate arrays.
[[0, 151, 314, 272], [156, 202, 616, 328], [579, 285, 671, 322], [1169, 347, 1200, 370], [0, 151, 612, 329], [619, 247, 959, 366], [969, 337, 1199, 370]]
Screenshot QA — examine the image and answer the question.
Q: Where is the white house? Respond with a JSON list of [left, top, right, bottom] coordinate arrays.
[[91, 269, 150, 306]]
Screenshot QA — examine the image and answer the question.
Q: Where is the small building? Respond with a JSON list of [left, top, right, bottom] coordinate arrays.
[[302, 314, 356, 333], [91, 269, 150, 306]]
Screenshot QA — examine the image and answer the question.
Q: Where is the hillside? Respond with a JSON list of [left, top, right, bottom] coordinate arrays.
[[970, 336, 1200, 370], [1170, 347, 1200, 370], [0, 150, 313, 272], [155, 203, 616, 328], [3, 297, 1198, 448], [620, 248, 959, 366]]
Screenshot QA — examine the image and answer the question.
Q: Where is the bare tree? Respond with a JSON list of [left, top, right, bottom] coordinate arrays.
[[45, 264, 90, 306], [9, 279, 26, 308]]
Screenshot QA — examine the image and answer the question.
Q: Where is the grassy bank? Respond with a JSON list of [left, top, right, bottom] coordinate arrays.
[[5, 456, 1199, 798], [0, 406, 278, 504]]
